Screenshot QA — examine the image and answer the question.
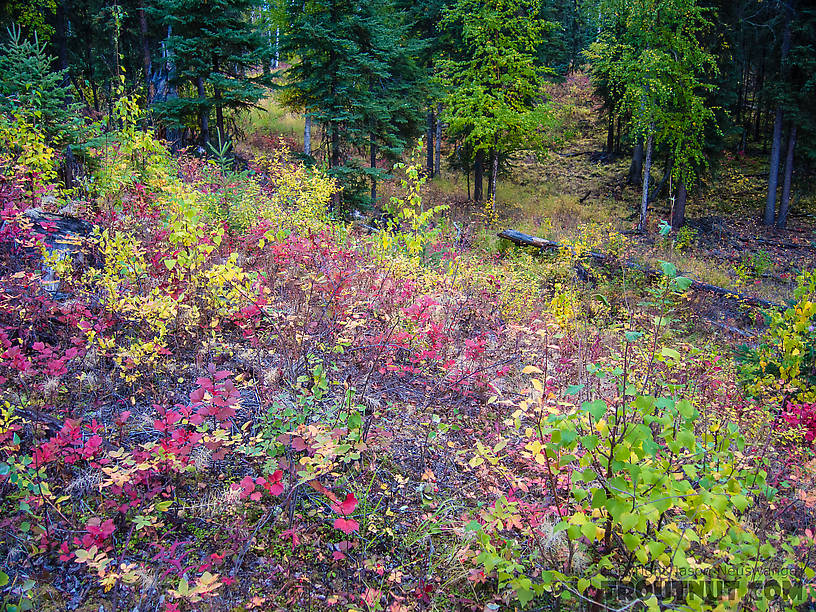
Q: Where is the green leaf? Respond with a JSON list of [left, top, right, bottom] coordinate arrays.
[[622, 532, 641, 551], [580, 434, 599, 451], [588, 400, 607, 420], [515, 581, 535, 606], [731, 494, 751, 512], [673, 276, 693, 291], [676, 429, 696, 451], [619, 511, 638, 532], [558, 454, 577, 467], [647, 541, 666, 559], [659, 260, 677, 278], [581, 468, 598, 483], [677, 399, 695, 419], [590, 487, 607, 509], [624, 331, 643, 343], [661, 347, 681, 361], [580, 522, 598, 540], [0, 571, 8, 587], [565, 384, 584, 396]]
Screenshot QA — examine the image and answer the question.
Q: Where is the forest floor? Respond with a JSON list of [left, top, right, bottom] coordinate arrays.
[[1, 75, 815, 612]]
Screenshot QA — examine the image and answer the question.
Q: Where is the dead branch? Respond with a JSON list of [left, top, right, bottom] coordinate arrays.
[[497, 229, 783, 310]]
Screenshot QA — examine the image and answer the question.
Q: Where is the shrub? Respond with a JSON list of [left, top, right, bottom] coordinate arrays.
[[0, 111, 57, 204], [737, 269, 816, 406], [374, 144, 449, 261]]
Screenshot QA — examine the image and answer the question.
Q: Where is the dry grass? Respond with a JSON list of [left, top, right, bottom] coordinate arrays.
[[237, 95, 306, 145]]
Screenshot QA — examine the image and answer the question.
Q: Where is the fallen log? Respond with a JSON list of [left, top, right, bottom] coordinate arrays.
[[497, 229, 784, 310]]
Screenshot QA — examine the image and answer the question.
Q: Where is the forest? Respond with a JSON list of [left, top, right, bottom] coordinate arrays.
[[0, 0, 815, 610]]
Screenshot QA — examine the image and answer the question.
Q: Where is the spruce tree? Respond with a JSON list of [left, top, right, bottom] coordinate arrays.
[[155, 0, 270, 145], [280, 0, 427, 209], [0, 25, 82, 144]]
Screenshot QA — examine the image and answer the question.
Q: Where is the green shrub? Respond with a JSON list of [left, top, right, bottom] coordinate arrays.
[[737, 269, 816, 406]]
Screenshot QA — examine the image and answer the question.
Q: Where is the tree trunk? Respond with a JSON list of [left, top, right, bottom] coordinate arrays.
[[606, 113, 615, 155], [628, 138, 644, 186], [753, 51, 765, 142], [776, 123, 797, 228], [331, 125, 340, 168], [370, 138, 377, 204], [304, 113, 311, 156], [215, 98, 224, 144], [460, 143, 470, 200], [474, 149, 484, 202], [638, 132, 653, 231], [487, 149, 496, 201], [434, 103, 442, 177], [615, 116, 622, 154], [671, 181, 686, 231], [112, 2, 121, 85], [766, 13, 792, 225], [489, 145, 499, 204], [426, 110, 435, 176], [56, 1, 69, 81], [196, 76, 210, 146], [648, 157, 673, 204], [138, 2, 153, 102], [569, 0, 579, 71], [735, 68, 743, 127], [163, 25, 180, 146], [213, 58, 224, 143]]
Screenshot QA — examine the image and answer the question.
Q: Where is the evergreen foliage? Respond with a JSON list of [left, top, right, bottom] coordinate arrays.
[[0, 25, 81, 144], [438, 0, 554, 203], [280, 0, 427, 208], [154, 0, 271, 145]]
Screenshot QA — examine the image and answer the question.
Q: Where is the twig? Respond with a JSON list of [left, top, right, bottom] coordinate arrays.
[[231, 506, 276, 578]]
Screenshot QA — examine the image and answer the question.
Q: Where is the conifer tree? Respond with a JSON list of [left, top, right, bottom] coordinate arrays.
[[155, 0, 270, 145], [0, 25, 81, 144], [280, 0, 426, 208]]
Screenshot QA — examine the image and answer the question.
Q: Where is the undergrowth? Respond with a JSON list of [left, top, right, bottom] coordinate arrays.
[[0, 97, 814, 612]]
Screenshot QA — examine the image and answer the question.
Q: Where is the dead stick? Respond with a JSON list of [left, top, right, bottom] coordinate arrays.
[[497, 229, 783, 310]]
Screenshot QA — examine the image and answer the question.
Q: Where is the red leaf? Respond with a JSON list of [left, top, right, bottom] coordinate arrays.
[[238, 475, 256, 499], [333, 517, 359, 534], [308, 479, 338, 503], [332, 492, 357, 516], [269, 482, 284, 496]]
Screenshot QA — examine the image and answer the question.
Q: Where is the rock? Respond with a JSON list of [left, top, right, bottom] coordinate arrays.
[[22, 208, 97, 295]]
